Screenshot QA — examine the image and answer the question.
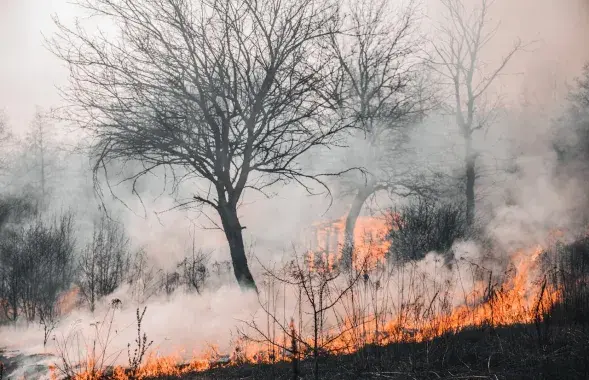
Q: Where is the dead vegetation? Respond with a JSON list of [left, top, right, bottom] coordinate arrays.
[[45, 234, 588, 380]]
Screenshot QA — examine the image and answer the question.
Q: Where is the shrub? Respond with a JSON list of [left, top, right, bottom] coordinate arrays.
[[546, 237, 589, 326], [77, 214, 131, 312], [387, 197, 466, 263], [0, 211, 75, 324]]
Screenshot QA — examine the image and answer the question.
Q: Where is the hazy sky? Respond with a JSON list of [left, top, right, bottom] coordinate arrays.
[[0, 0, 73, 135], [1, 0, 588, 134]]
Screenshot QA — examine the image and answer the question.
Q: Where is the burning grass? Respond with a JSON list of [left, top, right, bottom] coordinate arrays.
[[48, 222, 580, 380]]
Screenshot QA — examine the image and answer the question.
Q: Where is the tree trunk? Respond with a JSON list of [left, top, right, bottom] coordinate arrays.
[[218, 205, 258, 292], [342, 187, 374, 269], [465, 137, 476, 228]]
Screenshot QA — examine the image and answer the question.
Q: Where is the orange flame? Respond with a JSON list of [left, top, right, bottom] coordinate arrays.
[[308, 216, 391, 271], [65, 221, 563, 379]]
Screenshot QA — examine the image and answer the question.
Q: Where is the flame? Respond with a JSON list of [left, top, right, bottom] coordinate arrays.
[[309, 216, 391, 271], [57, 287, 80, 315], [378, 245, 560, 343], [286, 244, 561, 355], [65, 222, 564, 379]]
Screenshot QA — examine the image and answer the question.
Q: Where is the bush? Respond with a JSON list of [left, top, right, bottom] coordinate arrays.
[[387, 197, 466, 263], [546, 237, 589, 326], [177, 249, 210, 295], [0, 211, 76, 325], [77, 213, 131, 312]]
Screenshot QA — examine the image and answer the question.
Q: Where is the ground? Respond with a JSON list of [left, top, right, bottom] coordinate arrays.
[[145, 324, 589, 380], [1, 323, 588, 379]]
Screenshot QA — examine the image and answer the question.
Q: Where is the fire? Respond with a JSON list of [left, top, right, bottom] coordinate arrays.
[[378, 245, 560, 343], [57, 287, 81, 315], [60, 222, 565, 380], [289, 244, 562, 355], [309, 216, 391, 271]]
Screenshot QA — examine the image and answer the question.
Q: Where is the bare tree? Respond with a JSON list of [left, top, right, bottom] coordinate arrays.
[[39, 302, 60, 348], [329, 0, 430, 267], [25, 214, 77, 322], [428, 0, 523, 227], [50, 0, 347, 291], [5, 107, 63, 212], [78, 214, 130, 312], [160, 270, 181, 296], [0, 231, 24, 321], [178, 247, 210, 295], [127, 248, 162, 304], [0, 195, 37, 322], [27, 107, 51, 212], [554, 64, 589, 166], [0, 211, 75, 324], [0, 110, 15, 175]]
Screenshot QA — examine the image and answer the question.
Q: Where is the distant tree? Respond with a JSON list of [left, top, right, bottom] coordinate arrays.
[[50, 0, 348, 291], [161, 271, 181, 296], [0, 110, 11, 144], [178, 247, 210, 295], [127, 248, 161, 304], [0, 195, 37, 322], [0, 232, 25, 321], [329, 0, 431, 268], [77, 214, 130, 312], [0, 111, 5, 132], [8, 107, 63, 212], [28, 214, 76, 322], [0, 110, 14, 175], [427, 0, 523, 228], [0, 195, 37, 229], [554, 64, 589, 165], [0, 210, 75, 323], [27, 107, 51, 211]]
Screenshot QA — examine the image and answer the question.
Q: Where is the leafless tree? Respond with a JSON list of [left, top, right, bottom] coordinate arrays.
[[161, 270, 181, 296], [0, 110, 15, 175], [0, 231, 24, 321], [178, 247, 210, 295], [39, 300, 60, 348], [0, 195, 37, 229], [0, 211, 75, 324], [127, 248, 162, 304], [0, 195, 36, 321], [428, 0, 523, 227], [328, 0, 431, 267], [49, 0, 348, 291], [0, 110, 12, 145], [26, 214, 76, 321], [26, 107, 55, 212], [78, 214, 131, 312], [554, 64, 589, 170]]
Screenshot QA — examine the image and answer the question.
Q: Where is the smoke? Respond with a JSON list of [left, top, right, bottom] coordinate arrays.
[[0, 0, 588, 377]]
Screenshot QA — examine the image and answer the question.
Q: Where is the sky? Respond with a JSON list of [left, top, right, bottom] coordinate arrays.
[[0, 0, 73, 135], [1, 0, 588, 129]]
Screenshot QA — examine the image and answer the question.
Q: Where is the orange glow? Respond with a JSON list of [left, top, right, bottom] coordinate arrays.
[[57, 287, 80, 315], [308, 216, 391, 271], [67, 221, 564, 380]]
